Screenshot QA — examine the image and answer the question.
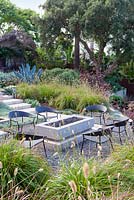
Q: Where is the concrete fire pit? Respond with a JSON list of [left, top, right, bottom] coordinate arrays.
[[35, 115, 94, 149]]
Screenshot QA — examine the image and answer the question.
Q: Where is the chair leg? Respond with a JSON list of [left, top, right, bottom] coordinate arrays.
[[96, 135, 101, 148], [36, 114, 39, 123], [124, 126, 128, 137], [99, 135, 101, 145], [103, 114, 106, 125], [109, 137, 114, 150], [97, 136, 102, 157], [108, 130, 114, 150], [81, 135, 85, 154], [118, 127, 123, 145], [43, 138, 47, 157], [100, 116, 101, 124], [29, 139, 32, 149]]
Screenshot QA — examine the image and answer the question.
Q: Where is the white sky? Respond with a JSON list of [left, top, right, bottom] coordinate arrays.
[[10, 0, 45, 13]]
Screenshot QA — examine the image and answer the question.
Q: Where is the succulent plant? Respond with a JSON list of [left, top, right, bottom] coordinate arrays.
[[14, 64, 43, 84]]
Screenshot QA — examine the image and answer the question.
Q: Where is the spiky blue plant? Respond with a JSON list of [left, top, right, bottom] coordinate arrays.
[[14, 64, 43, 84]]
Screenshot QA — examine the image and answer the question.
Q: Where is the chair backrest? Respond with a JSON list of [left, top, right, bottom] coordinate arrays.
[[35, 106, 57, 114], [85, 105, 107, 113], [8, 111, 32, 119]]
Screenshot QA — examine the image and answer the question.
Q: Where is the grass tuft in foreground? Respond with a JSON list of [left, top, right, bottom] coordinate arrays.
[[0, 140, 50, 198], [44, 144, 134, 200]]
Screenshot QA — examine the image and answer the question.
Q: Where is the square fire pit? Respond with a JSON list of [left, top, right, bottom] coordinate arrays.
[[35, 115, 94, 149]]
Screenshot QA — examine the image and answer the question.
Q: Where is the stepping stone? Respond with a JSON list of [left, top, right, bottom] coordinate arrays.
[[0, 130, 8, 138], [1, 99, 23, 105], [9, 103, 31, 110], [0, 95, 13, 100]]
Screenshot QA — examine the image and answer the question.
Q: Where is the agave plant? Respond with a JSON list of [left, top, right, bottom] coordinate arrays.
[[14, 64, 43, 84]]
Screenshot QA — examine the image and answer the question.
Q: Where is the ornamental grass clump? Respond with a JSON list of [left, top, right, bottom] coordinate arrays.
[[44, 144, 134, 199], [0, 140, 50, 198], [16, 82, 107, 111]]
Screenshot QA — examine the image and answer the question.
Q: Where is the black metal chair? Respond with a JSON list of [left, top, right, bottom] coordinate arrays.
[[81, 125, 114, 155], [83, 105, 107, 124], [8, 110, 47, 157], [8, 110, 36, 132], [111, 119, 129, 145], [35, 105, 60, 123]]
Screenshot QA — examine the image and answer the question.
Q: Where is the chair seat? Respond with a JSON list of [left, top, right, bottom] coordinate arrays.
[[38, 112, 58, 119], [81, 124, 114, 154], [84, 135, 109, 143], [11, 119, 35, 126]]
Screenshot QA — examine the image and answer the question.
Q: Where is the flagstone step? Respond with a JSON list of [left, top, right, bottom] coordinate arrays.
[[0, 130, 8, 138], [9, 103, 31, 110], [0, 95, 13, 101], [1, 99, 23, 105]]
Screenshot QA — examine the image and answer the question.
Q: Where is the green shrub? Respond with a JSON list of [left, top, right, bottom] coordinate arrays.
[[43, 68, 80, 85], [45, 145, 134, 199], [119, 60, 134, 81], [3, 86, 16, 97], [109, 95, 124, 107], [105, 70, 122, 92], [0, 72, 18, 88], [58, 69, 80, 85], [43, 68, 64, 81], [24, 98, 40, 107], [0, 140, 50, 197]]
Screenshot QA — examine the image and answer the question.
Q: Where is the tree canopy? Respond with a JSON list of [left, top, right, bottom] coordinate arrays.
[[39, 0, 134, 70], [0, 0, 38, 41], [0, 0, 39, 69]]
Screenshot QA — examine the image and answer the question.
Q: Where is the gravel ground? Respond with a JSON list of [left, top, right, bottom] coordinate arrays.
[[22, 121, 134, 170]]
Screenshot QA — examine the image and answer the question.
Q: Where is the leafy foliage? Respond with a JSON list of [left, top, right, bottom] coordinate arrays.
[[14, 64, 43, 84], [0, 0, 38, 39], [39, 0, 134, 70], [24, 98, 40, 107], [119, 60, 134, 81], [109, 95, 124, 107], [105, 70, 122, 92], [0, 72, 18, 88], [43, 68, 80, 85]]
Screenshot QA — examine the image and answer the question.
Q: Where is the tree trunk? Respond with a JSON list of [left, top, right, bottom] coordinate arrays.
[[80, 38, 98, 67], [74, 35, 80, 69], [97, 41, 106, 71]]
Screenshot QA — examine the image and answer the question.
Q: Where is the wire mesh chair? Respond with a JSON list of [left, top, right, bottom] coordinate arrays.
[[8, 110, 47, 157], [81, 124, 114, 155], [111, 119, 129, 145], [35, 105, 60, 122], [83, 104, 107, 124]]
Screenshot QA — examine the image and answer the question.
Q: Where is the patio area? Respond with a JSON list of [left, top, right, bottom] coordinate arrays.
[[20, 111, 133, 169]]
